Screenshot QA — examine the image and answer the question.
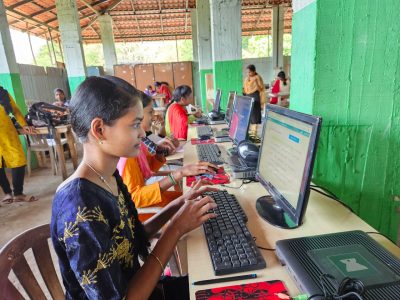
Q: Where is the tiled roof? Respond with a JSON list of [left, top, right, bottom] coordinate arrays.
[[4, 0, 292, 43]]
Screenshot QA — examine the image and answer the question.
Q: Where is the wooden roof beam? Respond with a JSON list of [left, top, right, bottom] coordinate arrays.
[[130, 0, 143, 42], [5, 6, 59, 33], [79, 0, 100, 16]]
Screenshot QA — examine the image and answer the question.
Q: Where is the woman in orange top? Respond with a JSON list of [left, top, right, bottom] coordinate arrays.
[[113, 79, 217, 221], [243, 64, 265, 124]]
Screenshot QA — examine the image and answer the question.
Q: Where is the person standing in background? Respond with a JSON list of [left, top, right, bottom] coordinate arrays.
[[0, 86, 38, 204], [243, 64, 265, 125], [270, 71, 290, 107]]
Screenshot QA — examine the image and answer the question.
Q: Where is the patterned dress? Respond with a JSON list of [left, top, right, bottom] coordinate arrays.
[[51, 172, 148, 299], [0, 93, 27, 168]]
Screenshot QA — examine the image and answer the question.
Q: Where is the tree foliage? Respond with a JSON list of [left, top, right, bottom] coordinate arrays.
[[34, 35, 290, 68]]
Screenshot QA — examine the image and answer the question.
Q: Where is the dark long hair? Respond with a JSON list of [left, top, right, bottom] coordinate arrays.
[[277, 71, 287, 86], [70, 76, 150, 258], [165, 85, 192, 112]]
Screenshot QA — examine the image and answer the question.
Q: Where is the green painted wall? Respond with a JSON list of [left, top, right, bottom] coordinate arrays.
[[0, 73, 27, 114], [199, 69, 213, 111], [213, 60, 243, 110], [291, 0, 400, 241], [68, 76, 86, 95]]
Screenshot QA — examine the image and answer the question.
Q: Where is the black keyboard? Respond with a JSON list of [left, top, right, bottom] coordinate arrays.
[[197, 126, 213, 137], [196, 144, 224, 165], [203, 190, 266, 275]]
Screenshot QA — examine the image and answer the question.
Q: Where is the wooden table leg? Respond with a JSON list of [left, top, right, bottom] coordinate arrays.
[[66, 130, 78, 170], [54, 130, 67, 180]]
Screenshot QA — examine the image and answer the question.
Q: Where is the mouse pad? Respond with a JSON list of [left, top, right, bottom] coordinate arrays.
[[195, 280, 290, 300], [191, 138, 216, 144], [186, 167, 230, 186]]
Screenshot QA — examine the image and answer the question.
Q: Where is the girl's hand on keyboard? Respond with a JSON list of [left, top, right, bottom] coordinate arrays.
[[170, 195, 217, 236], [179, 162, 219, 177]]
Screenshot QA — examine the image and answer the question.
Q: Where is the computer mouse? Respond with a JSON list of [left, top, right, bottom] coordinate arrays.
[[208, 111, 219, 120], [198, 134, 212, 140], [237, 141, 259, 163]]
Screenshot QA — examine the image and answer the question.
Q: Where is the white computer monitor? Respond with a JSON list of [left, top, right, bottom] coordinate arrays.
[[255, 104, 322, 228]]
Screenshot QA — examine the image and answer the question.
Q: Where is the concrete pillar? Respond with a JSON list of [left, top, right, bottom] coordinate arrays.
[[191, 10, 201, 107], [99, 14, 117, 75], [210, 0, 242, 109], [0, 0, 26, 113], [271, 5, 285, 73], [196, 0, 213, 111], [56, 0, 87, 94]]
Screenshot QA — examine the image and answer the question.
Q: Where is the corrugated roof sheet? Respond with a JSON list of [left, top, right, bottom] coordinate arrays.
[[4, 0, 292, 43]]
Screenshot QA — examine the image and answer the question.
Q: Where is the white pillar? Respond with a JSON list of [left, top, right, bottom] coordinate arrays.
[[56, 0, 87, 94], [99, 14, 117, 75], [191, 10, 201, 106], [210, 0, 242, 109], [196, 0, 213, 110], [0, 0, 26, 112], [271, 5, 285, 72]]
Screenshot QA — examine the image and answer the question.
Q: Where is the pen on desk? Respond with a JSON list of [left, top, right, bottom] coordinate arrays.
[[192, 273, 257, 285]]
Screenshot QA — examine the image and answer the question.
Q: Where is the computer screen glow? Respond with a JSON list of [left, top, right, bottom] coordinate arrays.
[[225, 92, 236, 124], [258, 111, 313, 211], [228, 96, 253, 144], [213, 89, 222, 112]]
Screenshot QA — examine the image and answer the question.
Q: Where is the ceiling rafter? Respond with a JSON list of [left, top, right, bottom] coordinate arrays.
[[130, 0, 143, 42], [8, 0, 32, 10], [4, 0, 292, 43]]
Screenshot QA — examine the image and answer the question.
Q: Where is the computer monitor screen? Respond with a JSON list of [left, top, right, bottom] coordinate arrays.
[[212, 89, 222, 113], [228, 95, 254, 145], [255, 104, 322, 228], [225, 91, 237, 124]]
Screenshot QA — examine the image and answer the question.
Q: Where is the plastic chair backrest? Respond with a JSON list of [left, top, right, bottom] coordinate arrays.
[[0, 224, 64, 300]]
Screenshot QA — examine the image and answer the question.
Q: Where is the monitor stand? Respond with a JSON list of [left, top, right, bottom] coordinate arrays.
[[256, 196, 299, 229]]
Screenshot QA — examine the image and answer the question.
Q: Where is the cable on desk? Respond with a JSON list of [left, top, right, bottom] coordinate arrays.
[[305, 273, 365, 300], [256, 245, 275, 251], [366, 231, 396, 245], [307, 294, 324, 300], [310, 184, 340, 200], [253, 236, 275, 251], [221, 178, 258, 189], [309, 187, 355, 214]]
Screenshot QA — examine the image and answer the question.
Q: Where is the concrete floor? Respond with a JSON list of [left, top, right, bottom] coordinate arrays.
[[0, 163, 74, 248]]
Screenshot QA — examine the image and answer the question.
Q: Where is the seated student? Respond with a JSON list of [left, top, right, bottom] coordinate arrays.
[[53, 88, 69, 107], [50, 76, 217, 299], [111, 81, 218, 221], [144, 85, 156, 97], [165, 85, 203, 140], [154, 81, 172, 105]]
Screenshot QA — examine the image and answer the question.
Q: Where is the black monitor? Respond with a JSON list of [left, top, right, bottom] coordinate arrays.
[[225, 91, 237, 124], [228, 95, 254, 145], [212, 89, 222, 113], [255, 105, 322, 229]]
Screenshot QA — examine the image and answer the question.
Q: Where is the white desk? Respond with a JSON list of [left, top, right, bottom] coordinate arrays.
[[183, 126, 400, 299]]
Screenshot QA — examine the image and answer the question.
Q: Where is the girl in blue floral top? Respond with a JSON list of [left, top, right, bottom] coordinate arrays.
[[51, 76, 217, 299]]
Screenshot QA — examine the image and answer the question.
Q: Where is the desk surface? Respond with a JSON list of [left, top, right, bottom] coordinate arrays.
[[183, 125, 400, 299]]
